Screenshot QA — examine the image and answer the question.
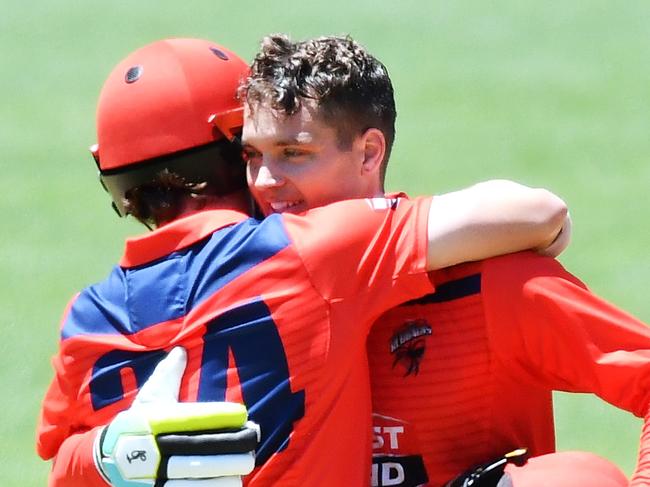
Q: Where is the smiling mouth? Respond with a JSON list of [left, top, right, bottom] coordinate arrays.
[[269, 200, 304, 212]]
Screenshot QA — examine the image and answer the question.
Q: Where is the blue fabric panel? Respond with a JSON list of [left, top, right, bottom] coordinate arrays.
[[60, 215, 290, 339]]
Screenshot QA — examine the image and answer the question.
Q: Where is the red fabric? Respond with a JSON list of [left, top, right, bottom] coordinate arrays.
[[47, 428, 107, 487], [506, 451, 627, 487], [119, 209, 248, 267], [369, 251, 650, 486], [37, 197, 434, 486]]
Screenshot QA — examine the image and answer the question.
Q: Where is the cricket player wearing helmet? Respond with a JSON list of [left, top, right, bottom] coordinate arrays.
[[37, 36, 573, 486], [241, 34, 650, 486], [38, 38, 260, 487]]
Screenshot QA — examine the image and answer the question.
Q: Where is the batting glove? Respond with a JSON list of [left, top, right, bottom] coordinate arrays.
[[93, 347, 260, 487]]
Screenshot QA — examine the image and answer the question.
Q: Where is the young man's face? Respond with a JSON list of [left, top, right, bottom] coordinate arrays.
[[241, 101, 380, 216]]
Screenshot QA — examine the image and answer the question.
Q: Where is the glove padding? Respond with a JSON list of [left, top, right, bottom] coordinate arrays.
[[94, 347, 260, 487]]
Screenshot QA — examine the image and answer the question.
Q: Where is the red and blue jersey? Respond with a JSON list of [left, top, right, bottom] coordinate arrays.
[[37, 197, 434, 486]]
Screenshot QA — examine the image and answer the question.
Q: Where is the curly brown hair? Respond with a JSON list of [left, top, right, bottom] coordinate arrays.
[[241, 34, 396, 183], [119, 140, 247, 227]]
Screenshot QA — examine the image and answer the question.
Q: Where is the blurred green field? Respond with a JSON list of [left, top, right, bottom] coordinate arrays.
[[1, 0, 648, 484]]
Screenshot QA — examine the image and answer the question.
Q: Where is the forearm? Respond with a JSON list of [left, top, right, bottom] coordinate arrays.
[[630, 405, 650, 486], [426, 180, 568, 269], [536, 211, 572, 257], [48, 427, 108, 487]]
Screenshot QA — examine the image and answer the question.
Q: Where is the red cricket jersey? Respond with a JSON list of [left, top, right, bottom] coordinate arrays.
[[369, 251, 650, 486], [37, 197, 435, 487]]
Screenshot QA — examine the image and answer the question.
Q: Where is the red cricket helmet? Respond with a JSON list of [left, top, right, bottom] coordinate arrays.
[[91, 38, 249, 216]]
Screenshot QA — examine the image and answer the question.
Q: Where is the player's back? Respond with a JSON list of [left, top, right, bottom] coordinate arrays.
[[40, 197, 434, 486], [368, 254, 556, 486]]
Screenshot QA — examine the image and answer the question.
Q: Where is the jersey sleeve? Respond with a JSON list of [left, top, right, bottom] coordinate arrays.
[[482, 251, 650, 484], [36, 296, 108, 486], [282, 196, 435, 312], [46, 428, 108, 487], [37, 296, 79, 462]]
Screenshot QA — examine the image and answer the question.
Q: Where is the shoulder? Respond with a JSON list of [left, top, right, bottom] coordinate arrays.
[[481, 251, 587, 302], [278, 197, 433, 300], [60, 267, 128, 340], [482, 251, 572, 279], [281, 196, 430, 248]]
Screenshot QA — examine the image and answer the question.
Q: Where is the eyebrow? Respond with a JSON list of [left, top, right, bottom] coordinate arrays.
[[274, 140, 309, 147], [241, 132, 315, 148], [282, 132, 314, 145], [241, 140, 304, 149]]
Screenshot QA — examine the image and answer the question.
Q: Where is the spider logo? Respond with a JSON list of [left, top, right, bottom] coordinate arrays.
[[392, 338, 426, 376], [390, 320, 431, 377]]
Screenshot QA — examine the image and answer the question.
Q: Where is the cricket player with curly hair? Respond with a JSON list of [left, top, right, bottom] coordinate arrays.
[[36, 37, 569, 487], [240, 33, 650, 486]]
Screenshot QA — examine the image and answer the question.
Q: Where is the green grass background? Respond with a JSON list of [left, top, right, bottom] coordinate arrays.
[[2, 0, 649, 484]]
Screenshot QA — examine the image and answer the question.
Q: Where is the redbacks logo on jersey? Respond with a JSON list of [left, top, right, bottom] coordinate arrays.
[[372, 414, 428, 487], [366, 197, 400, 211], [390, 320, 432, 376]]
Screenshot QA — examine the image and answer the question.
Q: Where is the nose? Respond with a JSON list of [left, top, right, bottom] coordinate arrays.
[[253, 163, 285, 190]]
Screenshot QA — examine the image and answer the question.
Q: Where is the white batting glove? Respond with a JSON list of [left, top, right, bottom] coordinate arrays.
[[93, 347, 260, 487]]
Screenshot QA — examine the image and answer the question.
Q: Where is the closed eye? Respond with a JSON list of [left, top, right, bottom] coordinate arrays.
[[282, 147, 310, 158], [241, 147, 261, 163]]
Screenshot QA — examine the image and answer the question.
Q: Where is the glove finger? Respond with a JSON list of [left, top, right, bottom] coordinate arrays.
[[164, 477, 242, 487], [112, 448, 254, 481], [157, 424, 259, 456], [147, 402, 248, 436], [165, 452, 255, 478], [136, 347, 187, 405]]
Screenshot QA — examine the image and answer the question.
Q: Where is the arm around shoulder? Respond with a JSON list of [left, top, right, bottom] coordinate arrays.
[[426, 179, 568, 269]]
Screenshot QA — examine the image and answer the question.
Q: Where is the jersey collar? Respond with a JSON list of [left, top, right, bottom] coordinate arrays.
[[120, 209, 249, 268]]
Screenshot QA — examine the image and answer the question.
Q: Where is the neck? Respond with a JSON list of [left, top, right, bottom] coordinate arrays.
[[157, 190, 254, 227]]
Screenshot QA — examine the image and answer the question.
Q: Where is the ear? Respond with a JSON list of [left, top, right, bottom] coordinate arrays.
[[358, 128, 386, 176]]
